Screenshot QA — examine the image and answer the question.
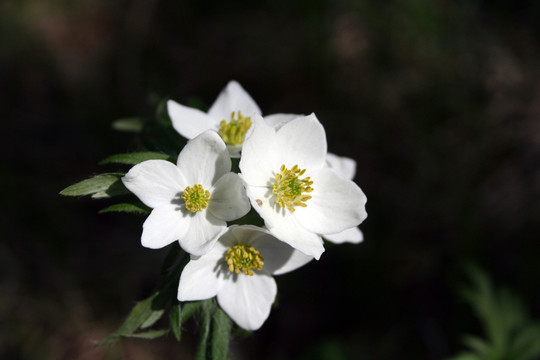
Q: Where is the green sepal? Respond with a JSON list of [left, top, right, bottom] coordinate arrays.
[[211, 307, 231, 360], [99, 152, 174, 166], [99, 202, 151, 214], [112, 117, 145, 132], [60, 173, 129, 198]]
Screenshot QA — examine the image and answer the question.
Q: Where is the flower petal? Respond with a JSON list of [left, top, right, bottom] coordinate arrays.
[[177, 253, 226, 301], [208, 173, 250, 221], [217, 273, 276, 331], [207, 81, 262, 120], [245, 185, 325, 259], [248, 228, 313, 275], [273, 113, 327, 171], [122, 160, 186, 208], [141, 205, 188, 249], [295, 168, 367, 234], [264, 113, 303, 130], [324, 227, 364, 244], [179, 211, 227, 256], [326, 152, 356, 181], [239, 116, 277, 186], [177, 130, 231, 188], [167, 100, 219, 139]]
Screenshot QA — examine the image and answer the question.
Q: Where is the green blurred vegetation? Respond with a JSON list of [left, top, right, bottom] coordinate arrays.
[[1, 0, 539, 359]]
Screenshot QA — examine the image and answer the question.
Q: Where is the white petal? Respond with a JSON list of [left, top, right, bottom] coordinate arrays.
[[324, 227, 364, 244], [122, 160, 187, 208], [273, 114, 327, 171], [177, 253, 226, 301], [141, 205, 188, 249], [207, 81, 262, 120], [177, 131, 231, 188], [179, 211, 227, 256], [167, 100, 219, 139], [326, 152, 357, 181], [246, 185, 325, 259], [249, 230, 313, 275], [217, 274, 276, 331], [295, 168, 367, 234], [239, 116, 277, 186], [264, 113, 303, 130], [208, 173, 250, 221]]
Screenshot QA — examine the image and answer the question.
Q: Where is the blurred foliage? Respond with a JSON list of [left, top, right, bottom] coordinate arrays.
[[449, 266, 540, 360]]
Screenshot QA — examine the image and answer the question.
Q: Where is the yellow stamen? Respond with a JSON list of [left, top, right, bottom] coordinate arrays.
[[218, 111, 252, 146], [273, 164, 313, 212], [225, 244, 264, 276], [182, 184, 210, 212]]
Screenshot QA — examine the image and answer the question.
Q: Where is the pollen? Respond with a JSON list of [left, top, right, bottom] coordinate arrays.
[[225, 244, 264, 276], [218, 111, 252, 146], [182, 184, 210, 212], [273, 164, 314, 212]]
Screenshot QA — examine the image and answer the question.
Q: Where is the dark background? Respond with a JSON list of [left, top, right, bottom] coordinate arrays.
[[1, 0, 539, 359]]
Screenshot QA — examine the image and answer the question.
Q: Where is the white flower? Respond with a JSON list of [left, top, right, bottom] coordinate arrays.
[[323, 153, 364, 244], [177, 225, 313, 331], [122, 130, 251, 256], [167, 80, 298, 157], [239, 114, 368, 259]]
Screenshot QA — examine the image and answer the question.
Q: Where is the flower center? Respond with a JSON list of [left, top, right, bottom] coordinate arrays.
[[218, 111, 252, 146], [182, 184, 210, 212], [225, 244, 264, 276], [273, 164, 313, 212]]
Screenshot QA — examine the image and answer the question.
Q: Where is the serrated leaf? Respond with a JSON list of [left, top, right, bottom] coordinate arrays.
[[99, 152, 174, 166], [60, 173, 127, 198], [211, 307, 231, 360], [128, 329, 169, 339], [112, 117, 145, 132], [99, 202, 151, 214], [170, 303, 182, 342]]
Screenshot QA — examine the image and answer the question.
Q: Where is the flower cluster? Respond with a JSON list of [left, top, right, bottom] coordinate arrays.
[[122, 81, 368, 331]]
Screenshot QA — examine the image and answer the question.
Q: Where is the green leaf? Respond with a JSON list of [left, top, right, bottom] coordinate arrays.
[[99, 152, 174, 166], [116, 294, 157, 336], [128, 329, 169, 339], [180, 301, 203, 324], [97, 294, 156, 345], [60, 173, 128, 198], [112, 117, 145, 132], [170, 303, 182, 342], [160, 243, 182, 276], [211, 307, 231, 360], [195, 299, 213, 360], [99, 202, 151, 214], [140, 309, 165, 329]]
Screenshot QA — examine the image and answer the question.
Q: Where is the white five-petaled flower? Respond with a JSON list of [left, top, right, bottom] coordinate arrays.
[[323, 153, 364, 244], [263, 114, 365, 244], [167, 80, 298, 157], [239, 114, 368, 259], [122, 130, 251, 256], [177, 225, 313, 331]]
